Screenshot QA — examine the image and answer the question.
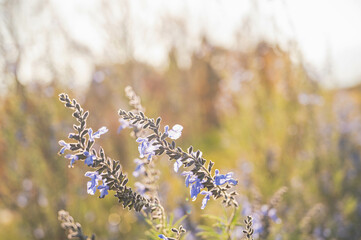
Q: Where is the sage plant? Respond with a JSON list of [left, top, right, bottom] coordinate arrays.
[[56, 87, 287, 240]]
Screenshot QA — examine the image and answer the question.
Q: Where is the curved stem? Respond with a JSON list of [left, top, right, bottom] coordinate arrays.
[[225, 206, 237, 240]]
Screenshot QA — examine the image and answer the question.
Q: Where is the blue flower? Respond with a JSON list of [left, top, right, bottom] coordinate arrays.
[[253, 219, 264, 235], [65, 154, 78, 167], [182, 172, 203, 201], [268, 208, 279, 222], [173, 159, 182, 173], [136, 137, 159, 160], [118, 119, 131, 133], [158, 234, 168, 240], [58, 140, 70, 154], [88, 126, 108, 142], [164, 124, 183, 140], [261, 205, 269, 215], [190, 178, 203, 200], [133, 159, 145, 177], [83, 151, 95, 166], [240, 202, 281, 238], [264, 206, 281, 223], [241, 201, 253, 216], [97, 181, 109, 198], [135, 182, 146, 195], [181, 171, 196, 187], [214, 169, 238, 186], [200, 191, 212, 209], [85, 171, 102, 195]]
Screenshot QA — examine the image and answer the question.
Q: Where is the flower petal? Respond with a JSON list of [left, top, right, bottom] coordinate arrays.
[[174, 159, 182, 173], [200, 191, 212, 209], [168, 124, 183, 139], [158, 234, 168, 240]]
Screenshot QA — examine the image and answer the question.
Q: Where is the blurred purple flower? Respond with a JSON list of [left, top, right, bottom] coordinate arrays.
[[240, 202, 281, 238], [135, 182, 146, 195], [261, 205, 269, 215], [118, 119, 131, 133], [133, 159, 145, 177], [268, 208, 280, 223], [93, 71, 105, 83], [241, 201, 253, 216]]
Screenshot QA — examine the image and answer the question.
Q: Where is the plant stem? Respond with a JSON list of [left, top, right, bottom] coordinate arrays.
[[225, 206, 237, 240]]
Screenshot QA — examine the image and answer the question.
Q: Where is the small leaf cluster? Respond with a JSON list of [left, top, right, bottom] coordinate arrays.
[[58, 210, 95, 240], [243, 216, 254, 240]]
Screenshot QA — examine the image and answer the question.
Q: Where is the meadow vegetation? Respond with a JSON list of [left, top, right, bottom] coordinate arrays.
[[1, 41, 361, 239]]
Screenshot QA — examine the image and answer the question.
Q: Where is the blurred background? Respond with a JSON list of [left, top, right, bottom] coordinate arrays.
[[1, 0, 361, 239]]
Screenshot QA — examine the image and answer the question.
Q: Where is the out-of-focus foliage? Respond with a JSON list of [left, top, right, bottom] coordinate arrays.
[[1, 38, 361, 240]]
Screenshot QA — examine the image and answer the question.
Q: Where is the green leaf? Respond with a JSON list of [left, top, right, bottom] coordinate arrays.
[[201, 214, 227, 225]]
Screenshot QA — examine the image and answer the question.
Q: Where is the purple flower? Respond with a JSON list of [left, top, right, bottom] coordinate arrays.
[[133, 159, 145, 177], [158, 234, 168, 240], [58, 140, 70, 154], [97, 181, 109, 198], [164, 124, 183, 140], [268, 208, 280, 223], [200, 191, 212, 209], [83, 151, 95, 166], [214, 169, 238, 186], [88, 126, 108, 142], [181, 171, 196, 187], [85, 171, 102, 195], [261, 205, 269, 215], [241, 201, 252, 216], [118, 119, 131, 133], [173, 159, 182, 173], [135, 182, 146, 195], [253, 219, 264, 235], [182, 172, 204, 201], [65, 154, 78, 167], [240, 202, 281, 238], [190, 178, 203, 200], [136, 137, 159, 160]]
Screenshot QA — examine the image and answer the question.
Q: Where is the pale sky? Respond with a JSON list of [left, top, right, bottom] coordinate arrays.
[[6, 0, 361, 88]]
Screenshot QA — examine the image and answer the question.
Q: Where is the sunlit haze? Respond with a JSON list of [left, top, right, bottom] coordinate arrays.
[[2, 0, 361, 88]]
